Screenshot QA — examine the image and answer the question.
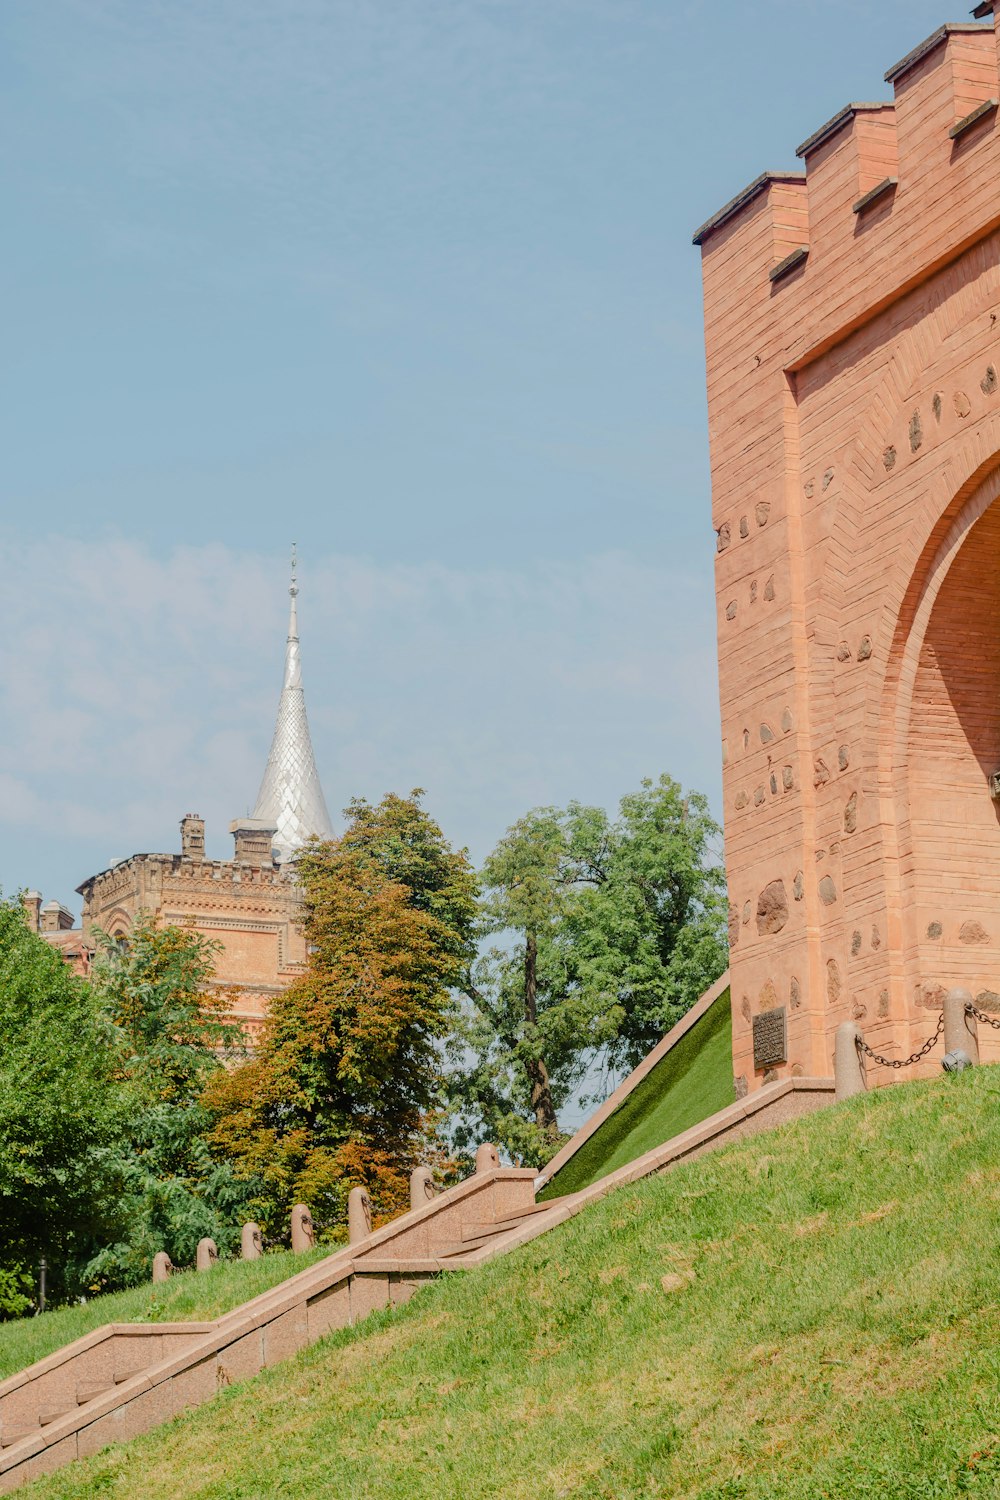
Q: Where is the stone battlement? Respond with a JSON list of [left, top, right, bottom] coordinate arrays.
[[694, 17, 1000, 418]]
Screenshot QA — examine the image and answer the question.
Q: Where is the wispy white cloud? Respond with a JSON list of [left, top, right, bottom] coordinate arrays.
[[0, 539, 719, 906]]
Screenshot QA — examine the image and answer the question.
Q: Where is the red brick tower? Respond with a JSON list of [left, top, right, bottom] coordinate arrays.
[[695, 7, 1000, 1091]]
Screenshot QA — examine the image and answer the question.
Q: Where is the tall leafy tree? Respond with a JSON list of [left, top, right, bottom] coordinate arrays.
[[0, 897, 123, 1313], [84, 918, 255, 1290], [449, 775, 727, 1166], [206, 792, 477, 1237]]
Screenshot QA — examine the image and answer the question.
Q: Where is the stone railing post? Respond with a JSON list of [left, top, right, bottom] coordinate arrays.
[[290, 1204, 315, 1253], [196, 1237, 218, 1272], [152, 1251, 172, 1283], [943, 985, 979, 1067], [474, 1142, 500, 1173], [241, 1222, 263, 1260], [348, 1186, 372, 1245], [834, 1022, 867, 1102], [410, 1165, 435, 1211]]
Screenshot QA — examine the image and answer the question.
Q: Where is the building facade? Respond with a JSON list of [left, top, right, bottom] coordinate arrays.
[[76, 814, 306, 1038], [695, 5, 1000, 1090]]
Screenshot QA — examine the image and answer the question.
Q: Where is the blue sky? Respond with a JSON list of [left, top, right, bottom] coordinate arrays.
[[1, 0, 954, 908]]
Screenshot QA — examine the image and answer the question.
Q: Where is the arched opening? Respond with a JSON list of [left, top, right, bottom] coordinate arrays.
[[102, 909, 133, 949], [903, 485, 1000, 1046]]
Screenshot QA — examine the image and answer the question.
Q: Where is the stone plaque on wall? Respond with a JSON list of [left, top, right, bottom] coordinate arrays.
[[752, 1006, 787, 1070]]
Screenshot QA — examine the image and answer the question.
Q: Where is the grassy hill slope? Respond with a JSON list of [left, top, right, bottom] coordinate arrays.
[[541, 987, 733, 1198], [0, 1249, 327, 1383], [21, 1066, 1000, 1500]]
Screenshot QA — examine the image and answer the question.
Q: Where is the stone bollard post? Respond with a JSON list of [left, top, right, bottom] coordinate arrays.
[[240, 1222, 263, 1260], [348, 1186, 373, 1245], [290, 1204, 315, 1253], [410, 1165, 435, 1211], [834, 1022, 867, 1102], [152, 1251, 172, 1283], [196, 1237, 218, 1272], [943, 986, 979, 1067], [474, 1142, 500, 1173]]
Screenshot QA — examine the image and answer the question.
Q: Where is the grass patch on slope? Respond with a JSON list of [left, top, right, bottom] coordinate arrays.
[[541, 987, 733, 1198], [22, 1065, 1000, 1499], [0, 1249, 328, 1382]]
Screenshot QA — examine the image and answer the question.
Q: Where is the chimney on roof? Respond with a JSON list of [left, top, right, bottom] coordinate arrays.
[[40, 900, 75, 933], [229, 819, 277, 868], [22, 891, 42, 932], [180, 813, 206, 862]]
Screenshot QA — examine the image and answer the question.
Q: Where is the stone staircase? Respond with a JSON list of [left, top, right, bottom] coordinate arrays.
[[0, 1164, 539, 1492], [0, 1324, 216, 1481], [0, 1074, 834, 1492]]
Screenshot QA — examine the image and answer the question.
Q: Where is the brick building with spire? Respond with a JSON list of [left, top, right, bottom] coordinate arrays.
[[27, 557, 334, 1036]]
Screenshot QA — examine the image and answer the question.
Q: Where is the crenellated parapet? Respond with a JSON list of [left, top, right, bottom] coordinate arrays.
[[695, 15, 1000, 396], [695, 7, 1000, 1095]]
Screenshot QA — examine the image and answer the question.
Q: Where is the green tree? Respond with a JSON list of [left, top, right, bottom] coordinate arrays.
[[0, 896, 123, 1313], [449, 775, 727, 1166], [84, 918, 256, 1290], [207, 792, 477, 1237]]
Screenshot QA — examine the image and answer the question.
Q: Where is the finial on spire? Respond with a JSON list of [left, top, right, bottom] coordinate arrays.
[[251, 552, 333, 859]]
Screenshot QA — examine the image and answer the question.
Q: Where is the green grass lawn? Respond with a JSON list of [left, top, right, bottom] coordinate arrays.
[[0, 1248, 328, 1383], [21, 1064, 1000, 1498], [541, 987, 733, 1198]]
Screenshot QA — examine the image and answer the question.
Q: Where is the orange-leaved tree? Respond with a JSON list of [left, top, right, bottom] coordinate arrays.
[[206, 791, 477, 1240]]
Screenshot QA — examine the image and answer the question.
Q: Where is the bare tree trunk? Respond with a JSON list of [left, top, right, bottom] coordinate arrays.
[[523, 931, 558, 1134]]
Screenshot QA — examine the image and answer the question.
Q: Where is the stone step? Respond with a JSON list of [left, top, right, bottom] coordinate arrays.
[[459, 1223, 507, 1242], [492, 1202, 552, 1222], [76, 1382, 113, 1405], [0, 1425, 37, 1450], [437, 1231, 506, 1258], [39, 1405, 74, 1428], [113, 1366, 146, 1386], [460, 1206, 551, 1241]]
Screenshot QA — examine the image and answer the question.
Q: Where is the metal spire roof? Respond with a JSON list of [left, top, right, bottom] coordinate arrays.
[[251, 548, 334, 860]]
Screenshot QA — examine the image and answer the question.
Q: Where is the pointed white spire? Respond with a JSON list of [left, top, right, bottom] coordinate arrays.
[[252, 546, 334, 860]]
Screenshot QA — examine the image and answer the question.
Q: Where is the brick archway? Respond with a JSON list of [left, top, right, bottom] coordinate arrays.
[[102, 908, 132, 940], [881, 461, 1000, 1051]]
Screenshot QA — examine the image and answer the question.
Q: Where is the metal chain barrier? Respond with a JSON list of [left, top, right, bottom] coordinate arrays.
[[856, 1008, 945, 1069], [968, 1003, 1000, 1031]]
